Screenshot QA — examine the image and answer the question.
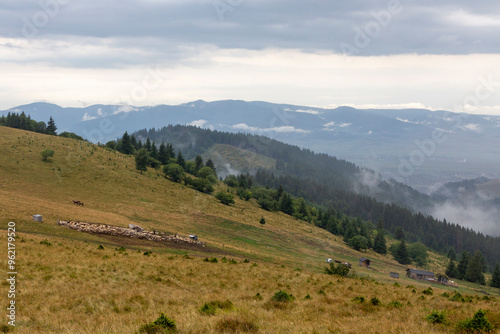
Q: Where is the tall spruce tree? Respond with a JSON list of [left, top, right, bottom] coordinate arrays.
[[465, 250, 486, 285], [205, 158, 216, 173], [445, 259, 458, 278], [278, 193, 294, 216], [46, 116, 57, 135], [457, 251, 471, 280], [120, 132, 134, 155], [194, 155, 204, 173], [395, 239, 411, 265], [158, 143, 168, 165], [491, 263, 500, 288], [176, 150, 186, 168], [135, 148, 148, 174], [166, 143, 175, 160], [373, 220, 387, 255]]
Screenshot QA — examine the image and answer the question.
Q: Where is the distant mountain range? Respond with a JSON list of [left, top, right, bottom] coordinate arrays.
[[4, 100, 500, 192]]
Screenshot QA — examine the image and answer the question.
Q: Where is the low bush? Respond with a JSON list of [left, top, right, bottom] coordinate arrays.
[[426, 310, 447, 324], [324, 262, 350, 277], [138, 313, 176, 333], [200, 300, 235, 316], [271, 290, 295, 303], [456, 309, 494, 333], [352, 296, 365, 304]]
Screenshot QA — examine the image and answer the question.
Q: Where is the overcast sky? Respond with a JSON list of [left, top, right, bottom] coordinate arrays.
[[1, 0, 500, 113]]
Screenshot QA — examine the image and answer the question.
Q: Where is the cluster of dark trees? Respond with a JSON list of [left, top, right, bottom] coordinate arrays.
[[445, 249, 500, 287], [104, 132, 217, 194], [1, 112, 57, 135], [1, 111, 84, 141], [134, 125, 500, 270]]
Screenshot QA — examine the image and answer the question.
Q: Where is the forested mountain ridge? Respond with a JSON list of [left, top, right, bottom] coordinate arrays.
[[5, 100, 500, 192], [132, 125, 500, 268], [133, 125, 431, 210]]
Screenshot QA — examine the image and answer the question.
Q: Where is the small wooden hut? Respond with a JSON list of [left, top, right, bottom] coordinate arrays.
[[359, 257, 371, 268]]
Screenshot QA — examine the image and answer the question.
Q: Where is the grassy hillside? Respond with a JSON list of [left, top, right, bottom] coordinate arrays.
[[201, 144, 276, 177], [1, 126, 499, 333]]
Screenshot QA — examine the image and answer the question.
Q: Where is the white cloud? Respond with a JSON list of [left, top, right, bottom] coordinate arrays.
[[97, 108, 104, 116], [294, 109, 322, 115], [81, 113, 97, 121], [460, 123, 481, 132], [232, 123, 309, 134], [189, 119, 207, 127], [323, 121, 351, 128], [446, 10, 500, 28], [114, 104, 138, 114]]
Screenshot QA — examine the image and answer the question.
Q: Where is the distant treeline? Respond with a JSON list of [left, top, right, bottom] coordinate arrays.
[[0, 111, 56, 135], [0, 111, 83, 140]]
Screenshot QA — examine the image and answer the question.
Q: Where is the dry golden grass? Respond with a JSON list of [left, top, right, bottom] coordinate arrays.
[[3, 231, 499, 333], [1, 126, 499, 333]]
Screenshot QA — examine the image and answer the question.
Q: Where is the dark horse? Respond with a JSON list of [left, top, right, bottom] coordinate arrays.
[[72, 200, 84, 207]]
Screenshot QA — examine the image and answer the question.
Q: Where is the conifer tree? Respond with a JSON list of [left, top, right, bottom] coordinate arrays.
[[278, 193, 294, 215], [176, 150, 186, 168], [120, 132, 134, 155], [135, 148, 148, 174], [457, 251, 471, 280], [373, 220, 387, 255], [343, 220, 357, 243], [166, 143, 175, 160], [395, 239, 411, 265], [150, 142, 158, 159], [194, 155, 204, 173], [158, 143, 169, 165], [46, 116, 57, 135], [205, 158, 216, 173], [445, 259, 458, 278], [491, 263, 500, 288], [465, 250, 486, 285]]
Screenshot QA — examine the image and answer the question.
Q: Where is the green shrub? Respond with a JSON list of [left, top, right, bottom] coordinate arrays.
[[215, 191, 235, 205], [40, 239, 52, 246], [41, 148, 54, 161], [388, 300, 403, 308], [422, 287, 433, 295], [426, 310, 447, 324], [97, 245, 104, 250], [352, 296, 365, 304], [304, 294, 312, 300], [441, 292, 450, 298], [456, 309, 494, 333], [370, 297, 382, 306], [203, 257, 218, 263], [325, 262, 350, 277], [271, 290, 295, 303], [138, 313, 176, 333], [200, 300, 235, 316], [115, 246, 126, 252]]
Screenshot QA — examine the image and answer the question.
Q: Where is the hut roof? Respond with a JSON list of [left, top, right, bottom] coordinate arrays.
[[359, 257, 370, 262]]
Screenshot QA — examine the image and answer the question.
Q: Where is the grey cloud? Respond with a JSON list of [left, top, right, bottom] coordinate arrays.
[[1, 0, 499, 69]]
